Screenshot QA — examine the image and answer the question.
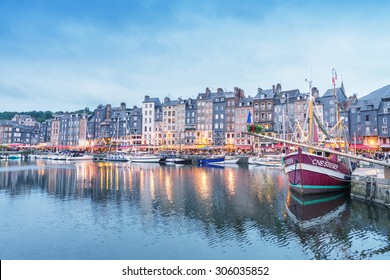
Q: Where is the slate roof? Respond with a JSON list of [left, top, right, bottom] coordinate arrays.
[[163, 99, 179, 107], [352, 98, 381, 111], [143, 97, 161, 106], [254, 89, 274, 99], [360, 84, 390, 101], [321, 87, 347, 102]]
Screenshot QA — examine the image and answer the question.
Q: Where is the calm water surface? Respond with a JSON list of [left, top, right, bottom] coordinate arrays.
[[0, 159, 389, 260]]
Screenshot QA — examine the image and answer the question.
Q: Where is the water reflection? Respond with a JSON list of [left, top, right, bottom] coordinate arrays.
[[1, 160, 390, 259], [286, 191, 350, 229]]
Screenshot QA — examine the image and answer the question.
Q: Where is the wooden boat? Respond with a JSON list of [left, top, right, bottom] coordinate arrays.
[[284, 147, 351, 194], [247, 73, 352, 195]]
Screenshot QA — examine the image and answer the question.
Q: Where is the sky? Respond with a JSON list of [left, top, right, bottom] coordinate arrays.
[[0, 0, 389, 112]]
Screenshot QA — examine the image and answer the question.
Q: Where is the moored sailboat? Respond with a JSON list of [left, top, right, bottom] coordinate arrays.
[[284, 74, 352, 194], [247, 72, 352, 195]]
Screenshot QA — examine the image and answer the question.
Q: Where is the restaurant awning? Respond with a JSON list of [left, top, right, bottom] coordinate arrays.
[[235, 145, 252, 150], [350, 144, 379, 150]]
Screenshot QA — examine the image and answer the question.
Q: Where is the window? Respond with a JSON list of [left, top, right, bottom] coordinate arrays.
[[365, 115, 369, 121], [384, 118, 388, 125], [383, 127, 389, 134]]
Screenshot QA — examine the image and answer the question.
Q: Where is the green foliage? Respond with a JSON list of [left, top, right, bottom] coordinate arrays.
[[74, 107, 91, 114], [0, 111, 15, 121], [0, 108, 88, 123], [247, 124, 263, 133]]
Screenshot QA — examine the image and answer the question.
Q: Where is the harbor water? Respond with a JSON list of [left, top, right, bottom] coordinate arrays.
[[1, 159, 390, 260]]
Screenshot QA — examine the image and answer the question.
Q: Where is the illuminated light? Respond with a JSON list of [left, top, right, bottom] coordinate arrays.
[[226, 169, 236, 195], [194, 169, 211, 200], [164, 170, 173, 202], [149, 169, 155, 200], [115, 166, 119, 191]]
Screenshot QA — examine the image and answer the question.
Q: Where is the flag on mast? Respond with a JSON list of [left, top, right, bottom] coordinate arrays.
[[247, 111, 254, 132], [332, 68, 337, 85]]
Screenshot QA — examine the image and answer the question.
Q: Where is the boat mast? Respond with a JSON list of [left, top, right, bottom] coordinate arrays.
[[332, 68, 341, 132], [306, 78, 314, 146]]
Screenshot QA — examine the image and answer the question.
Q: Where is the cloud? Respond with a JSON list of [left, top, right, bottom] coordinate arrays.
[[0, 0, 389, 112]]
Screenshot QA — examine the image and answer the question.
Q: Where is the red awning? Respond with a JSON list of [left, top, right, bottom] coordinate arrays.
[[236, 145, 252, 150], [350, 144, 379, 150]]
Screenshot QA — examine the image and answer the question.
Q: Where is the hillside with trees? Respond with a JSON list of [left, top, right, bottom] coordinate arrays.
[[0, 107, 91, 123]]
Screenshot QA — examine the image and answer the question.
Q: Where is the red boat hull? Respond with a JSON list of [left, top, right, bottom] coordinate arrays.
[[284, 148, 351, 195]]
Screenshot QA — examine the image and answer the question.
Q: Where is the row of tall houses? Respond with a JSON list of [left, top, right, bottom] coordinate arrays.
[[1, 84, 390, 150], [0, 115, 41, 146]]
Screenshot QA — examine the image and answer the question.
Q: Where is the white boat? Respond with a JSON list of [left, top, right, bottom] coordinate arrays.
[[57, 154, 67, 160], [66, 153, 93, 161], [104, 153, 128, 162], [248, 156, 260, 165], [224, 156, 239, 164], [201, 155, 239, 166], [249, 154, 282, 167], [210, 156, 239, 165], [128, 153, 162, 163]]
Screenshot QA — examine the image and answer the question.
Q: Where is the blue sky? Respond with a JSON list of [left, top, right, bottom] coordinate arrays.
[[1, 0, 389, 112]]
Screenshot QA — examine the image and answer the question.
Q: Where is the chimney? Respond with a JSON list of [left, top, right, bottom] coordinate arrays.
[[276, 83, 282, 93], [205, 87, 211, 97], [272, 85, 276, 93], [120, 102, 126, 111], [105, 104, 111, 120], [258, 88, 263, 94], [144, 95, 150, 101]]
